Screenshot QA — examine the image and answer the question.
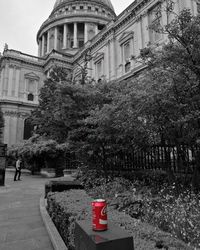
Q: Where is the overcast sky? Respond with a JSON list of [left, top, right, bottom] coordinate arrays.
[[0, 0, 134, 56]]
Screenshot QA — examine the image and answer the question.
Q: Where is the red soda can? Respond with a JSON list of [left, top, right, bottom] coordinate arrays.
[[92, 199, 108, 231]]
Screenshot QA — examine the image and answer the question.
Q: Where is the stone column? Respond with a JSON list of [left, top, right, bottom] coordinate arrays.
[[95, 24, 98, 35], [84, 23, 88, 43], [47, 30, 50, 53], [54, 26, 58, 50], [38, 40, 41, 57], [42, 35, 45, 56], [63, 24, 68, 49], [73, 22, 78, 48]]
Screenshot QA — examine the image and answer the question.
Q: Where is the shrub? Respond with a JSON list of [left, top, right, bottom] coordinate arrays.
[[143, 185, 200, 248], [8, 135, 68, 174], [47, 190, 91, 250], [47, 189, 192, 250], [45, 178, 83, 198]]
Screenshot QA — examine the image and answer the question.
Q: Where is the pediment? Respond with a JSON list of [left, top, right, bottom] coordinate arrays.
[[119, 31, 134, 45], [24, 72, 40, 80]]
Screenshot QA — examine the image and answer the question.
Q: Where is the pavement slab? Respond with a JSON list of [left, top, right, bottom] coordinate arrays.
[[0, 171, 54, 250]]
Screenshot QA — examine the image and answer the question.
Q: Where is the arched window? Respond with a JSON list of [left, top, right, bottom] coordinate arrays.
[[23, 119, 34, 140], [125, 62, 131, 73], [27, 93, 34, 101]]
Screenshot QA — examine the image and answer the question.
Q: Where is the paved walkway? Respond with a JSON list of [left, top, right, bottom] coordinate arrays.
[[0, 171, 54, 250]]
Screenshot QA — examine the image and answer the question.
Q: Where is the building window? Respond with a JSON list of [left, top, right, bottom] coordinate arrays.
[[26, 78, 37, 101], [79, 40, 84, 48], [95, 8, 99, 12], [23, 119, 34, 140], [149, 4, 162, 43], [122, 40, 131, 73], [123, 41, 130, 61], [88, 6, 91, 11], [125, 62, 131, 73], [80, 6, 84, 10], [27, 93, 34, 101], [119, 31, 134, 74], [72, 6, 76, 10], [96, 60, 103, 81]]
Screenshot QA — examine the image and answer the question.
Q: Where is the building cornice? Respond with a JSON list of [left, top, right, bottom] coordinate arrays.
[[0, 99, 38, 109]]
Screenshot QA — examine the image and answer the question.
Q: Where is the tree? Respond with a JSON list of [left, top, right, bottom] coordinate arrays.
[[139, 8, 200, 144], [138, 7, 200, 186]]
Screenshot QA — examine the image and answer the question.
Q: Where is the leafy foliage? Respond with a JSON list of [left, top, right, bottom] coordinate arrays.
[[79, 170, 200, 248], [8, 135, 68, 172], [140, 9, 200, 145]]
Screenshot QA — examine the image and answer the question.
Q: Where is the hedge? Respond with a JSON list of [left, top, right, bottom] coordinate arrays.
[[47, 190, 192, 250]]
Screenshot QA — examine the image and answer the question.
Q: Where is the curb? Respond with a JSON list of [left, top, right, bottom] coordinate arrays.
[[39, 196, 68, 250], [6, 168, 32, 175]]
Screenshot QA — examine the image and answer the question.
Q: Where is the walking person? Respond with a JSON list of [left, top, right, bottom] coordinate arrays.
[[14, 156, 22, 181]]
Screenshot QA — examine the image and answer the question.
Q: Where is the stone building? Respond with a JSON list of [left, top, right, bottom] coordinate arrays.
[[0, 0, 199, 146]]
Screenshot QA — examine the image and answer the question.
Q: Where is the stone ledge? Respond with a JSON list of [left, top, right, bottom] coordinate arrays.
[[39, 196, 68, 250]]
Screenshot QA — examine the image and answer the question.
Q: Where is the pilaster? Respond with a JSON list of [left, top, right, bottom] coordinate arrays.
[[110, 37, 116, 80], [142, 12, 149, 47], [106, 41, 110, 81], [136, 17, 143, 55], [3, 64, 9, 96], [63, 24, 67, 49], [4, 116, 10, 146], [8, 66, 14, 97], [15, 68, 20, 98], [11, 66, 16, 97]]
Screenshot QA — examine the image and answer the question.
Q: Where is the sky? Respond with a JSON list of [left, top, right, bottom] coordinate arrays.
[[0, 0, 134, 56]]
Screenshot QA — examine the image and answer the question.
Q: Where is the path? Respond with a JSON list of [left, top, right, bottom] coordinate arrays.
[[0, 171, 54, 250]]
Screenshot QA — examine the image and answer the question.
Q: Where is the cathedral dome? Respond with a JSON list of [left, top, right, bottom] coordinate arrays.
[[37, 0, 116, 57], [53, 0, 115, 12]]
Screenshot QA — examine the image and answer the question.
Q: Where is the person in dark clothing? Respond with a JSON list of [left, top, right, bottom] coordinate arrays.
[[14, 157, 22, 181]]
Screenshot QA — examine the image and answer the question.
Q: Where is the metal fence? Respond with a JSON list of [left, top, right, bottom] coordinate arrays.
[[105, 145, 198, 173], [66, 145, 199, 174]]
